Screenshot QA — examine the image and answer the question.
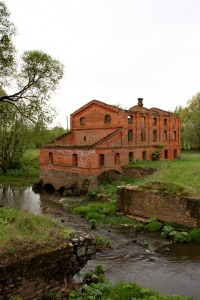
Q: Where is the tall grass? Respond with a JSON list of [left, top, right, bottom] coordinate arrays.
[[0, 207, 71, 256]]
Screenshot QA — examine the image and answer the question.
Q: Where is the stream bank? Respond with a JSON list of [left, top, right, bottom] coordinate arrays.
[[0, 186, 200, 299]]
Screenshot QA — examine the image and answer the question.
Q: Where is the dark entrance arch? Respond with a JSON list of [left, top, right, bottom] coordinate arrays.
[[97, 170, 121, 182]]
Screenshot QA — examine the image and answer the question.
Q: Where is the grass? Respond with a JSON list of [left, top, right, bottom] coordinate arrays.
[[0, 207, 71, 258], [0, 149, 39, 187], [128, 150, 200, 195]]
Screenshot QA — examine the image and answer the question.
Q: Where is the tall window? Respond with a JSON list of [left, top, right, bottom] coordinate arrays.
[[128, 129, 133, 142], [173, 131, 177, 140], [141, 130, 146, 142], [129, 152, 134, 161], [141, 116, 146, 126], [84, 136, 86, 141], [104, 114, 111, 124], [153, 117, 157, 125], [153, 130, 157, 142], [142, 151, 147, 160], [72, 154, 78, 167], [164, 118, 167, 126], [115, 153, 120, 165], [174, 149, 177, 158], [164, 150, 168, 159], [163, 131, 167, 141], [80, 117, 85, 126], [49, 152, 53, 164], [128, 115, 133, 124], [99, 154, 104, 166]]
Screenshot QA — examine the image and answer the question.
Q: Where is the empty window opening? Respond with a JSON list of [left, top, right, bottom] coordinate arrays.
[[80, 117, 85, 126], [164, 118, 167, 126], [173, 131, 177, 140], [49, 152, 53, 164], [128, 115, 133, 124], [164, 131, 167, 141], [84, 136, 86, 141], [141, 116, 146, 126], [142, 151, 147, 160], [141, 130, 146, 142], [72, 154, 78, 167], [115, 153, 120, 165], [105, 114, 111, 124], [153, 117, 157, 125], [153, 130, 157, 142], [128, 129, 133, 142], [99, 154, 104, 166], [164, 150, 168, 159], [174, 149, 177, 158], [129, 152, 134, 161]]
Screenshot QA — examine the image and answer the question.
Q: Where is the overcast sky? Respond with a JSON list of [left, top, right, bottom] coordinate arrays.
[[5, 0, 200, 128]]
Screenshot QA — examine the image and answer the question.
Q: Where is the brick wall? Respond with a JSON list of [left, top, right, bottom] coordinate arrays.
[[116, 186, 200, 228]]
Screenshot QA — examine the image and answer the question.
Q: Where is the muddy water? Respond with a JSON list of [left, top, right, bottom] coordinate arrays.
[[0, 187, 200, 299]]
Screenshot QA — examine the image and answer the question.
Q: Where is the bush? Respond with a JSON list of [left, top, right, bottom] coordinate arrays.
[[86, 212, 101, 221], [190, 228, 200, 242], [96, 236, 105, 246], [169, 231, 191, 243], [145, 219, 163, 232]]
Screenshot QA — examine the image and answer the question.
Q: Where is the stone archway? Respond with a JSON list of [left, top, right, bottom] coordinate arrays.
[[97, 169, 121, 182]]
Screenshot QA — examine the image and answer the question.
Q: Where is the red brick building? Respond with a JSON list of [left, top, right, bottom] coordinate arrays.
[[40, 98, 181, 193]]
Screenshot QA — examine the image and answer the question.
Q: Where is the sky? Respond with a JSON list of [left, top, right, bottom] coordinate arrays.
[[5, 0, 200, 128]]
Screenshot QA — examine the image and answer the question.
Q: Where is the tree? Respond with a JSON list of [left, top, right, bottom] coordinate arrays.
[[0, 1, 17, 85], [180, 92, 200, 150], [0, 2, 64, 122]]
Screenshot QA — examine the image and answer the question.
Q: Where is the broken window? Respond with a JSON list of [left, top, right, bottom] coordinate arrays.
[[153, 130, 157, 142], [80, 117, 85, 126], [164, 118, 167, 126], [127, 115, 133, 124], [142, 151, 147, 160], [129, 152, 134, 161], [49, 152, 53, 164], [153, 117, 157, 125], [164, 150, 168, 159], [115, 153, 120, 165], [173, 131, 177, 140], [128, 129, 133, 142], [72, 154, 78, 167], [141, 116, 146, 126], [104, 114, 111, 124], [141, 130, 146, 142], [99, 154, 104, 166], [163, 131, 167, 141]]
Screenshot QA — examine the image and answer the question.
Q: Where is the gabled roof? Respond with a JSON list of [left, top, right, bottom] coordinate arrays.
[[71, 99, 121, 116]]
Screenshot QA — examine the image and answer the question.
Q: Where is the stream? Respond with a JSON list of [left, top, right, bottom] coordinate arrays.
[[0, 186, 200, 299]]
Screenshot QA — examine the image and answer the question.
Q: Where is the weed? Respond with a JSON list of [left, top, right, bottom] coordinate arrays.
[[190, 228, 200, 242], [42, 290, 62, 300], [96, 236, 104, 246]]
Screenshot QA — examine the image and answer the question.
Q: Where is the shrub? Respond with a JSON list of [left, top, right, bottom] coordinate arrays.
[[161, 225, 174, 238], [190, 228, 200, 242], [144, 218, 163, 232], [169, 231, 191, 243], [86, 212, 101, 221]]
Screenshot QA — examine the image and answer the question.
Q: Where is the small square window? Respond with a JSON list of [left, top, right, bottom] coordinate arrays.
[[105, 114, 111, 124], [80, 117, 85, 125]]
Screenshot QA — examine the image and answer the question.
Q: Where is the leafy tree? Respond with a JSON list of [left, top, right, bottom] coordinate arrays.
[[0, 2, 65, 172], [0, 1, 17, 85], [180, 92, 200, 150], [0, 1, 64, 122]]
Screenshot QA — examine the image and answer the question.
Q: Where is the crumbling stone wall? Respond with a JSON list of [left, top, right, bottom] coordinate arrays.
[[0, 232, 96, 300], [116, 186, 200, 228]]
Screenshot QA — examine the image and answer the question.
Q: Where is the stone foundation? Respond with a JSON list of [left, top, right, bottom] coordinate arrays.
[[116, 186, 200, 228], [0, 232, 96, 300]]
